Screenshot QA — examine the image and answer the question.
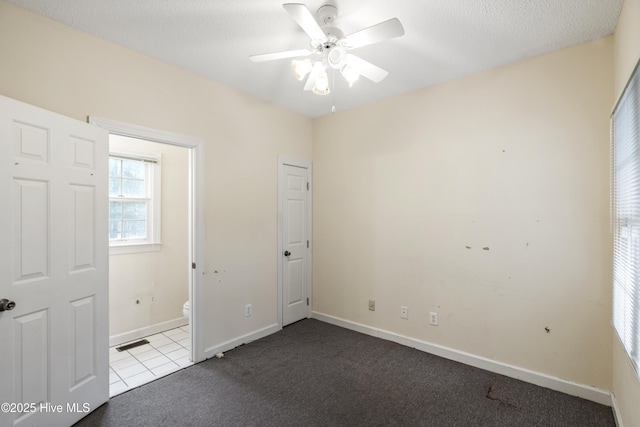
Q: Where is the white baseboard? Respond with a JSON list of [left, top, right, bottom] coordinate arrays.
[[611, 392, 624, 427], [109, 317, 188, 347], [203, 323, 281, 360], [311, 311, 613, 407]]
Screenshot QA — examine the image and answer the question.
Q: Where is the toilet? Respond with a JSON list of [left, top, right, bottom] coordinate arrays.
[[182, 300, 190, 318]]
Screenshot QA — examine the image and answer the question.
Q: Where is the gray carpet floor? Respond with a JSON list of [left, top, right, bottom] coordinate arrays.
[[75, 319, 615, 426]]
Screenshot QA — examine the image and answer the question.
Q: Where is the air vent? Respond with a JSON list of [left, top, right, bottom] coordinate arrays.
[[116, 339, 149, 352]]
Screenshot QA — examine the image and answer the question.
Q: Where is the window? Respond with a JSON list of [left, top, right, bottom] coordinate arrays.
[[108, 151, 161, 254], [612, 59, 640, 378]]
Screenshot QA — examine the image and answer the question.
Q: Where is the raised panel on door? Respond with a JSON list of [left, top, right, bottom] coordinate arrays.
[[69, 184, 95, 272], [12, 309, 49, 426], [70, 135, 95, 170], [286, 199, 304, 247], [287, 173, 304, 192], [69, 296, 96, 391], [12, 178, 49, 283], [13, 121, 49, 163], [286, 258, 304, 306]]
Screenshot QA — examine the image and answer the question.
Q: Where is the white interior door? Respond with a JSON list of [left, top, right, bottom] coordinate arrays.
[[0, 96, 109, 427], [281, 163, 310, 326]]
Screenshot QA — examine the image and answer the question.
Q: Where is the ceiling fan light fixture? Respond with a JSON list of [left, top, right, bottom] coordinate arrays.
[[327, 46, 347, 70], [312, 70, 330, 95], [341, 64, 360, 87], [291, 58, 313, 81], [250, 3, 405, 102]]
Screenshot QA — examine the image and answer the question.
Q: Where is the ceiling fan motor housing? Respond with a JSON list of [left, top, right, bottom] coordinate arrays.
[[310, 4, 348, 69], [317, 4, 338, 25]]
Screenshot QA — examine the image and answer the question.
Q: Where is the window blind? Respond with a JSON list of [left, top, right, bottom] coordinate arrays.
[[612, 59, 640, 377], [109, 154, 158, 164]]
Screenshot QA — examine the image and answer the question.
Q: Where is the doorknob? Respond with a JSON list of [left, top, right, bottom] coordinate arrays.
[[284, 251, 291, 256], [0, 299, 16, 311]]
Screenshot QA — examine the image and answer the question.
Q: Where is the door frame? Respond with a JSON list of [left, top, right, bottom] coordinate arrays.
[[277, 156, 312, 328], [89, 117, 206, 363]]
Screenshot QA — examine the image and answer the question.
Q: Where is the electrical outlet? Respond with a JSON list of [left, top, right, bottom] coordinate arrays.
[[245, 304, 252, 317], [429, 311, 438, 326], [400, 306, 408, 319], [369, 300, 375, 311]]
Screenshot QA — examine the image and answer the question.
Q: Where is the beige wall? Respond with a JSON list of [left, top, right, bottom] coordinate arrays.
[[108, 136, 189, 337], [313, 38, 613, 390], [613, 0, 640, 424], [0, 1, 313, 349]]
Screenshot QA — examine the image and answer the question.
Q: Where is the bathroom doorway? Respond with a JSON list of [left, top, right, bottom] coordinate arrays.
[[90, 117, 204, 396]]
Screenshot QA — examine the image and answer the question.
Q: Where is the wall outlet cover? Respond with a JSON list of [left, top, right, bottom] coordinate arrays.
[[429, 312, 438, 326], [401, 306, 408, 319]]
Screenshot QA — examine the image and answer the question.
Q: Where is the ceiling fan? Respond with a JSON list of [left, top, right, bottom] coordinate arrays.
[[249, 3, 404, 95]]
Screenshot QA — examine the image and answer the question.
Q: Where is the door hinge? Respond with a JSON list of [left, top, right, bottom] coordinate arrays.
[[306, 298, 309, 306], [307, 182, 309, 191], [307, 240, 309, 248], [192, 262, 196, 269]]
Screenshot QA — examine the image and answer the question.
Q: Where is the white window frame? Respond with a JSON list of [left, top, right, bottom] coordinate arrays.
[[108, 149, 162, 255], [612, 57, 640, 380]]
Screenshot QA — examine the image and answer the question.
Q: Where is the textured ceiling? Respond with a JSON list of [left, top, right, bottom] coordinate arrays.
[[6, 0, 623, 118]]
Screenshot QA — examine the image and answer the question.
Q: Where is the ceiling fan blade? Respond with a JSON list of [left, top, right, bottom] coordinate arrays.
[[249, 49, 312, 63], [345, 18, 405, 49], [346, 54, 388, 83], [303, 61, 325, 91], [283, 3, 326, 41]]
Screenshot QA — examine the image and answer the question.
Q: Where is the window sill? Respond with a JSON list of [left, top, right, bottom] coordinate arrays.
[[109, 242, 162, 255]]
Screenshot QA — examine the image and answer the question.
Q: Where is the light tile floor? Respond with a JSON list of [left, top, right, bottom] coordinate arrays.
[[109, 326, 193, 397]]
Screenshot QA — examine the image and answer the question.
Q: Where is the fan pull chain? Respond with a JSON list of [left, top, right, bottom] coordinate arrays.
[[331, 69, 336, 114]]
